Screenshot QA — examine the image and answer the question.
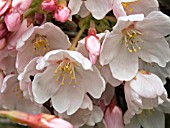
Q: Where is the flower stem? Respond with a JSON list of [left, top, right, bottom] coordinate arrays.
[[69, 25, 87, 50]]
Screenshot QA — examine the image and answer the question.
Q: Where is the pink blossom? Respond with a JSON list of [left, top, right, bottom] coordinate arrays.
[[12, 0, 32, 14], [0, 0, 11, 16], [85, 35, 100, 64], [4, 8, 21, 31], [41, 0, 57, 12], [54, 5, 71, 23], [34, 13, 47, 25], [104, 105, 124, 128]]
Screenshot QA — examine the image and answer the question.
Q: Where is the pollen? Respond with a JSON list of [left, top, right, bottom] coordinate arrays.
[[122, 0, 140, 13], [53, 60, 78, 86], [32, 34, 50, 56], [123, 28, 144, 53]]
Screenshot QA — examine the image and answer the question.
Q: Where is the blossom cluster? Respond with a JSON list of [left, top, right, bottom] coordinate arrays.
[[0, 0, 170, 128]]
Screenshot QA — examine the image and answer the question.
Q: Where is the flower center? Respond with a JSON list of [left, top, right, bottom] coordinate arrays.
[[53, 60, 78, 86], [122, 0, 140, 13], [32, 34, 50, 56], [123, 28, 144, 53], [13, 85, 23, 97]]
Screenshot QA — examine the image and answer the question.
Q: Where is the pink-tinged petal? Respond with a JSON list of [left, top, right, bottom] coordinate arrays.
[[85, 35, 100, 64], [46, 118, 73, 128], [104, 106, 124, 128], [12, 0, 32, 14], [109, 45, 138, 81], [51, 82, 85, 115], [130, 72, 165, 98], [138, 110, 164, 128], [78, 65, 105, 99], [7, 19, 33, 49], [4, 9, 21, 32], [0, 74, 41, 114], [138, 36, 170, 67], [86, 106, 104, 126], [68, 0, 83, 19], [54, 5, 71, 23], [85, 0, 112, 20], [32, 66, 61, 104], [16, 44, 36, 73], [0, 0, 11, 16], [135, 11, 170, 36]]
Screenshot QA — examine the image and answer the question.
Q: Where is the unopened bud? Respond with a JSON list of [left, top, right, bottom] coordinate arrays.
[[41, 0, 57, 12], [54, 5, 71, 23]]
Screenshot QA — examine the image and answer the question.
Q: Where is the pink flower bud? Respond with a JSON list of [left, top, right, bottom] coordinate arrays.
[[12, 0, 32, 14], [104, 105, 124, 128], [85, 35, 101, 64], [0, 38, 6, 49], [0, 0, 11, 16], [54, 5, 71, 23], [4, 9, 21, 31], [41, 0, 57, 12], [0, 22, 8, 39]]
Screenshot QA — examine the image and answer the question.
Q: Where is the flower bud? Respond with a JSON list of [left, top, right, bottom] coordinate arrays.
[[4, 9, 21, 31], [85, 35, 101, 64], [0, 0, 11, 16], [41, 0, 57, 12], [54, 5, 71, 23]]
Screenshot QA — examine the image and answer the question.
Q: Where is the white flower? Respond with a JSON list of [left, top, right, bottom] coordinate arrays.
[[100, 11, 170, 81], [124, 70, 167, 114], [16, 22, 71, 73], [32, 50, 105, 115]]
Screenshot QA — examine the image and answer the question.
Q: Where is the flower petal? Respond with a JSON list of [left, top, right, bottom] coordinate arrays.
[[32, 66, 60, 104], [109, 45, 138, 81], [85, 0, 112, 20], [51, 82, 85, 115]]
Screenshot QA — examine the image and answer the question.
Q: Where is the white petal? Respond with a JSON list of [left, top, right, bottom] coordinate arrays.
[[100, 31, 123, 65], [78, 65, 105, 99], [109, 45, 138, 81], [32, 66, 60, 104], [68, 0, 82, 16], [135, 11, 170, 36], [130, 72, 164, 98], [52, 82, 85, 115], [85, 0, 112, 20], [138, 36, 170, 67]]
